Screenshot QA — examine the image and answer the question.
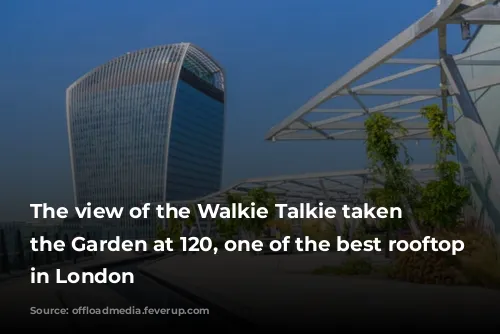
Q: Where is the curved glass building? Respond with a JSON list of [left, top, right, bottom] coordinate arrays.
[[66, 43, 225, 235]]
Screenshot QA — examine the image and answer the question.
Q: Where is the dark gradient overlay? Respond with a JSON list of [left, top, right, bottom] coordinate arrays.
[[2, 189, 500, 331], [0, 263, 498, 331]]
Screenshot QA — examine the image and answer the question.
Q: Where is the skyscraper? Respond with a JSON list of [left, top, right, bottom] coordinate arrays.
[[66, 43, 225, 233]]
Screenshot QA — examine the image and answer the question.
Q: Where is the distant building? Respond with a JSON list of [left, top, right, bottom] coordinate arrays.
[[66, 43, 226, 238]]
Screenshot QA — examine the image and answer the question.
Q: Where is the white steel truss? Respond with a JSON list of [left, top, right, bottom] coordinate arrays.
[[154, 165, 436, 237], [166, 164, 436, 207], [265, 0, 500, 142]]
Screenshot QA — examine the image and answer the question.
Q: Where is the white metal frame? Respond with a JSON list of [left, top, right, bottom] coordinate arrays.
[[165, 164, 436, 207], [265, 0, 500, 142], [159, 165, 436, 236]]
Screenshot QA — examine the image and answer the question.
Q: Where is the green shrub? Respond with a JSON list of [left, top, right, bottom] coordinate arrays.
[[389, 228, 500, 287], [388, 250, 466, 285]]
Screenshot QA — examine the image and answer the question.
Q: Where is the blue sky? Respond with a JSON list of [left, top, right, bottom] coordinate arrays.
[[0, 0, 469, 220]]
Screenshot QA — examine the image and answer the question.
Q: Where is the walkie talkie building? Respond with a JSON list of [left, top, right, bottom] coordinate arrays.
[[66, 43, 225, 236]]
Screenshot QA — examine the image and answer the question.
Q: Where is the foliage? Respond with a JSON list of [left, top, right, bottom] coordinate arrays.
[[165, 217, 182, 241], [364, 113, 418, 234], [418, 105, 470, 228], [214, 193, 243, 240], [352, 219, 368, 240], [364, 105, 469, 231], [153, 223, 182, 251], [215, 217, 238, 240], [266, 219, 292, 235], [177, 204, 196, 228], [302, 219, 336, 241], [156, 224, 167, 240], [244, 188, 276, 236], [365, 112, 412, 173], [215, 189, 276, 239], [388, 249, 465, 284], [366, 188, 406, 230], [389, 228, 500, 287], [421, 104, 454, 164]]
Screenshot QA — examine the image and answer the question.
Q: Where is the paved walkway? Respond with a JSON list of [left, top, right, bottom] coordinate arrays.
[[139, 251, 500, 329]]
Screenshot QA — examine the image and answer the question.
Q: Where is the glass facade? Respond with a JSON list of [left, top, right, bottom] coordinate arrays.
[[455, 25, 500, 234], [166, 80, 224, 201], [66, 43, 225, 239]]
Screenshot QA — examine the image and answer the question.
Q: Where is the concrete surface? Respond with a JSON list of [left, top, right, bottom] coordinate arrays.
[[139, 251, 500, 329]]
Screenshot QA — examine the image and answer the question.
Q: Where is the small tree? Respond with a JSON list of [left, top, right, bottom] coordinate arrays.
[[211, 193, 246, 239], [245, 188, 276, 238], [166, 216, 182, 241], [215, 217, 238, 240], [181, 204, 196, 228], [418, 105, 470, 229], [364, 112, 421, 238], [156, 224, 167, 240], [217, 189, 276, 240], [366, 187, 405, 257]]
